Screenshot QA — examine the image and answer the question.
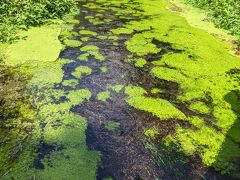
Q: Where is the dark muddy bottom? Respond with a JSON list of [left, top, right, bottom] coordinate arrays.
[[57, 0, 235, 179]]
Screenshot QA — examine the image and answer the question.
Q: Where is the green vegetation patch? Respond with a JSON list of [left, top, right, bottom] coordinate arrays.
[[80, 45, 105, 61], [62, 79, 78, 87], [119, 0, 240, 175], [97, 91, 110, 101], [108, 84, 124, 93], [2, 25, 62, 66], [79, 30, 97, 36], [63, 39, 82, 47], [134, 58, 147, 68], [100, 67, 108, 72], [125, 85, 186, 120], [144, 128, 159, 138], [72, 66, 92, 79]]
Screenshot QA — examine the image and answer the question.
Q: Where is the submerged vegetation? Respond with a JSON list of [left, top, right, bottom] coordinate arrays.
[[0, 0, 240, 179]]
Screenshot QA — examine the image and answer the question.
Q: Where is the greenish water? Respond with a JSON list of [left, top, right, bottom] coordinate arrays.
[[0, 0, 240, 179]]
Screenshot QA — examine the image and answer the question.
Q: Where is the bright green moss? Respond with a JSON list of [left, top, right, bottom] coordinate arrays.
[[151, 88, 163, 94], [144, 128, 159, 137], [81, 45, 99, 52], [125, 85, 186, 119], [189, 101, 211, 114], [78, 53, 89, 61], [63, 39, 82, 47], [62, 79, 78, 87], [80, 45, 105, 61], [117, 0, 240, 174], [108, 84, 124, 93], [100, 67, 108, 72], [125, 34, 161, 56], [67, 89, 92, 105], [2, 25, 63, 66], [72, 66, 92, 78], [111, 28, 134, 35], [97, 91, 110, 101], [81, 37, 89, 42], [105, 121, 120, 132], [134, 58, 147, 68], [79, 30, 97, 36]]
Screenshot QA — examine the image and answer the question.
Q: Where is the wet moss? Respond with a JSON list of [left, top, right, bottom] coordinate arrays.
[[144, 128, 159, 138], [72, 66, 92, 79], [2, 25, 63, 66], [63, 39, 82, 48], [125, 85, 186, 119], [134, 58, 147, 68], [100, 67, 108, 73], [80, 45, 105, 61], [108, 84, 124, 93], [79, 30, 97, 36], [0, 7, 100, 179], [62, 79, 78, 87], [97, 91, 110, 101], [117, 0, 240, 174]]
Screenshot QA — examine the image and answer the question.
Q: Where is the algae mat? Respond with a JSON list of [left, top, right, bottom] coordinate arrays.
[[1, 0, 240, 179]]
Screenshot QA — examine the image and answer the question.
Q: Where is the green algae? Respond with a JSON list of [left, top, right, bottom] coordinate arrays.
[[125, 34, 161, 56], [134, 58, 147, 68], [2, 25, 63, 66], [97, 91, 110, 101], [108, 84, 124, 93], [63, 39, 82, 48], [80, 45, 105, 61], [62, 79, 79, 87], [144, 128, 159, 137], [72, 66, 92, 79], [125, 85, 186, 120], [78, 53, 89, 61], [81, 37, 89, 42], [189, 101, 211, 114], [0, 7, 100, 179], [111, 28, 133, 35], [117, 0, 240, 175], [79, 30, 97, 36], [151, 88, 163, 94], [105, 121, 120, 132], [100, 67, 108, 73]]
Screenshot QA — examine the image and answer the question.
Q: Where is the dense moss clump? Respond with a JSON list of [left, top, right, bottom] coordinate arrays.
[[109, 0, 240, 176], [72, 66, 92, 79], [125, 85, 186, 119], [0, 7, 100, 179], [97, 91, 110, 101]]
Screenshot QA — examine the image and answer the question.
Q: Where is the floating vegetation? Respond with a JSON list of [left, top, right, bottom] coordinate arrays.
[[72, 66, 92, 78], [97, 91, 110, 101]]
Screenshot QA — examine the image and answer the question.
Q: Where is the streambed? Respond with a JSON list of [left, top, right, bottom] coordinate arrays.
[[0, 0, 240, 179]]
